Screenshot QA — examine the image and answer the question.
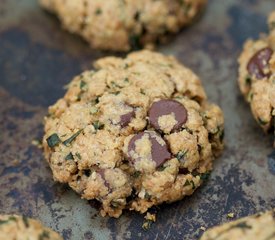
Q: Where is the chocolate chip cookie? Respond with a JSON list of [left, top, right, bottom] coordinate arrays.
[[200, 209, 275, 240], [40, 0, 207, 51], [238, 11, 275, 145], [0, 214, 63, 240], [43, 50, 224, 217]]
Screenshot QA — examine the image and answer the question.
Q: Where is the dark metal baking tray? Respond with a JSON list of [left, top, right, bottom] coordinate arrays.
[[0, 0, 274, 239]]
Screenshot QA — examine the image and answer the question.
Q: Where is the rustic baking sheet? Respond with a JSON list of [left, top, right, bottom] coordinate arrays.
[[0, 0, 275, 239]]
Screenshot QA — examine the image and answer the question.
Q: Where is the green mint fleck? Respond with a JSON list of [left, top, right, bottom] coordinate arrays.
[[176, 150, 188, 161], [65, 152, 74, 160], [63, 129, 83, 146], [270, 22, 275, 31], [46, 133, 61, 148], [124, 78, 129, 83], [92, 121, 104, 131]]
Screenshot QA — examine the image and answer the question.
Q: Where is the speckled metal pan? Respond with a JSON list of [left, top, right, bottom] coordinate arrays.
[[0, 0, 274, 239]]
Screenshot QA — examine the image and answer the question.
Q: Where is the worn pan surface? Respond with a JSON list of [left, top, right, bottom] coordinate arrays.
[[0, 0, 275, 239]]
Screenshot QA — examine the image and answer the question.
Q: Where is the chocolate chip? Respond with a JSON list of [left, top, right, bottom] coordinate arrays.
[[97, 169, 110, 189], [148, 99, 188, 132], [119, 110, 135, 128], [128, 131, 171, 168], [247, 47, 273, 79]]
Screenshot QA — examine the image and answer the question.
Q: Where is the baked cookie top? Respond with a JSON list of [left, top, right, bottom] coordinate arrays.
[[43, 50, 224, 217], [200, 209, 275, 240], [0, 214, 63, 240], [40, 0, 207, 51], [238, 11, 275, 137]]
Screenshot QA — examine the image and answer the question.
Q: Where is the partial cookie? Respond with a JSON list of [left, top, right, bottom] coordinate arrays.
[[0, 214, 63, 240], [40, 0, 207, 51], [238, 11, 275, 145], [200, 209, 275, 240], [43, 50, 224, 218]]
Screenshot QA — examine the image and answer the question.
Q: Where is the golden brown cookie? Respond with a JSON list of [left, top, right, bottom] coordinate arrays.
[[40, 0, 207, 51], [238, 11, 275, 145], [43, 50, 224, 217], [0, 214, 63, 240], [200, 209, 275, 240]]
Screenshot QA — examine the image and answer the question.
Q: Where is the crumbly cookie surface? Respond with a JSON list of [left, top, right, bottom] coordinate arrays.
[[0, 214, 63, 240], [238, 11, 275, 144], [40, 0, 207, 51], [43, 50, 224, 217], [200, 209, 275, 240]]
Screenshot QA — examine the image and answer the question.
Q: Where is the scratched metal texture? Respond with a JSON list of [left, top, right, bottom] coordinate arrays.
[[0, 0, 275, 239]]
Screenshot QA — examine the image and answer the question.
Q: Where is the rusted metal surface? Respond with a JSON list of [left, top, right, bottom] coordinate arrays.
[[0, 0, 275, 239]]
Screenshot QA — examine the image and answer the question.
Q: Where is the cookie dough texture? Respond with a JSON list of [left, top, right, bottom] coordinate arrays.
[[200, 209, 275, 240], [40, 0, 207, 51], [0, 214, 63, 240], [43, 50, 224, 217], [238, 11, 275, 142]]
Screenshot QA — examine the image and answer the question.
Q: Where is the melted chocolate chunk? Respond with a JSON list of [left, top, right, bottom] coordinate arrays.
[[97, 169, 110, 189], [119, 110, 135, 128], [148, 99, 188, 132], [128, 131, 171, 168], [247, 47, 273, 79]]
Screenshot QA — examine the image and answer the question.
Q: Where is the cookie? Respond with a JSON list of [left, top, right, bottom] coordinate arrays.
[[0, 214, 63, 240], [238, 11, 275, 145], [40, 0, 207, 51], [200, 209, 275, 240], [43, 50, 224, 217]]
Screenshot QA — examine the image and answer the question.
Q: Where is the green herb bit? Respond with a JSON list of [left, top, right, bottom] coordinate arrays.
[[63, 129, 83, 146], [258, 117, 268, 125], [110, 200, 120, 209], [80, 80, 87, 90], [200, 172, 211, 181], [245, 76, 252, 86], [157, 165, 167, 171], [46, 133, 61, 148], [140, 89, 145, 95], [39, 230, 50, 240], [129, 34, 142, 50], [184, 180, 195, 189], [95, 8, 102, 15], [110, 81, 122, 89], [112, 91, 120, 95], [144, 192, 151, 200], [124, 77, 129, 83], [176, 150, 188, 161], [0, 216, 17, 226], [75, 152, 82, 160], [91, 97, 99, 105], [269, 22, 275, 31], [90, 106, 98, 114], [22, 216, 29, 228], [65, 152, 74, 160], [132, 171, 141, 178], [92, 121, 104, 131]]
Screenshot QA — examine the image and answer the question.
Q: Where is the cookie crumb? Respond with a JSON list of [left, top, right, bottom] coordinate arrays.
[[227, 212, 235, 218], [200, 226, 206, 231], [31, 139, 43, 149], [142, 213, 156, 230]]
